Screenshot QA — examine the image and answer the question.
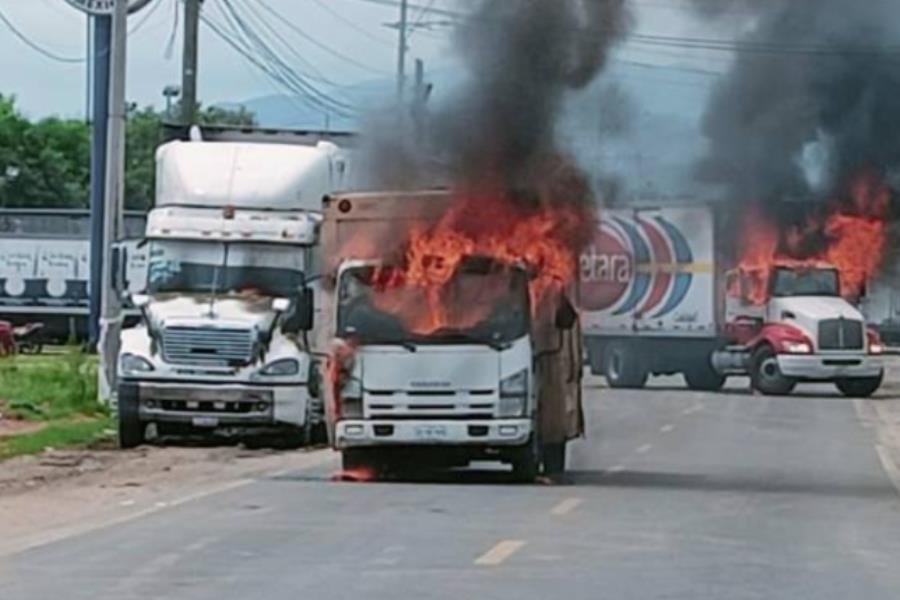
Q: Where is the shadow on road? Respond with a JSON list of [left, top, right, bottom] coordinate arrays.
[[564, 468, 897, 499]]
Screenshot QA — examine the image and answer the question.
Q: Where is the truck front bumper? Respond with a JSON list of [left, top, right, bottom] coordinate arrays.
[[124, 381, 315, 428], [334, 418, 532, 449], [777, 354, 883, 380]]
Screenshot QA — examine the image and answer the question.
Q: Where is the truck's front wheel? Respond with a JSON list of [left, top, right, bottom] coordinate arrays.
[[836, 373, 883, 398], [751, 346, 795, 396], [511, 434, 541, 482], [117, 385, 145, 449], [603, 343, 648, 389], [341, 449, 381, 475]]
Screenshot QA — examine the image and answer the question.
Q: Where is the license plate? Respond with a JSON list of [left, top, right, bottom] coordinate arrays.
[[192, 416, 219, 428], [414, 425, 448, 440]]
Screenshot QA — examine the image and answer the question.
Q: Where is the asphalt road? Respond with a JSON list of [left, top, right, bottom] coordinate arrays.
[[4, 376, 900, 599]]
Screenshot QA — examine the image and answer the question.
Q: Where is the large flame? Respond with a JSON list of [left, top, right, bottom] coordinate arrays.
[[733, 172, 890, 304], [365, 191, 589, 335]]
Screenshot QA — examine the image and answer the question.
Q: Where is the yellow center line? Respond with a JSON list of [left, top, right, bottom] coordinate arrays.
[[550, 497, 584, 516], [475, 540, 526, 566]]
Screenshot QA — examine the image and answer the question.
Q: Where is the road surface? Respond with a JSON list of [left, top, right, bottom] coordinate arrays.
[[3, 376, 900, 599]]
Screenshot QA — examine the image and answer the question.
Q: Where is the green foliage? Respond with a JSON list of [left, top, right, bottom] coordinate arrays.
[[0, 417, 113, 461], [0, 95, 257, 210], [0, 350, 102, 421]]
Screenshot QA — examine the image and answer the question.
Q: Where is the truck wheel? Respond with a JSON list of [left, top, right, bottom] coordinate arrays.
[[751, 345, 795, 396], [542, 441, 567, 475], [603, 343, 648, 389], [684, 363, 726, 392], [836, 373, 884, 398], [117, 385, 145, 449], [511, 434, 541, 482], [341, 449, 381, 474]]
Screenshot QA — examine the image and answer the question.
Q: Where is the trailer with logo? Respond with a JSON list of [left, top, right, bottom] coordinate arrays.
[[579, 204, 884, 396]]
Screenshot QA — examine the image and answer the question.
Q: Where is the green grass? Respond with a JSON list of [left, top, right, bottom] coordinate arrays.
[[0, 350, 112, 460], [0, 417, 113, 461], [0, 349, 103, 421]]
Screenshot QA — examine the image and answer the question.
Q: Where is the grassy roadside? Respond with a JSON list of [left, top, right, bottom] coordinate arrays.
[[0, 350, 114, 460]]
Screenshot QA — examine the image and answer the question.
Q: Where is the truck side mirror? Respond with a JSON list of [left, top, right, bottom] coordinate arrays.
[[555, 298, 577, 330], [283, 288, 315, 333]]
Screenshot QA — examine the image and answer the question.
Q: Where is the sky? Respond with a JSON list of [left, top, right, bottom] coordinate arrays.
[[0, 0, 731, 121]]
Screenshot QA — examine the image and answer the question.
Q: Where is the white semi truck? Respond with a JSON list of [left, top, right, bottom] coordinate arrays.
[[580, 205, 884, 397], [320, 191, 584, 480], [116, 129, 353, 447]]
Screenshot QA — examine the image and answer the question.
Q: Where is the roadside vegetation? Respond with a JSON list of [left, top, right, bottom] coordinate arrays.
[[0, 349, 112, 460]]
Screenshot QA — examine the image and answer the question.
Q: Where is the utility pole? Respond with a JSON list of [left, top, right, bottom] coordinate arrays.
[[98, 0, 129, 403], [88, 14, 111, 347], [181, 0, 201, 125], [396, 0, 408, 103]]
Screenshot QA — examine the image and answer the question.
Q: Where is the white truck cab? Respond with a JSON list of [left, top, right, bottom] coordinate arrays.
[[117, 134, 351, 447]]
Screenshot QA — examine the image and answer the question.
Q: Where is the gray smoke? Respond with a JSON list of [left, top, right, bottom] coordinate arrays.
[[694, 0, 900, 219], [363, 0, 630, 201]]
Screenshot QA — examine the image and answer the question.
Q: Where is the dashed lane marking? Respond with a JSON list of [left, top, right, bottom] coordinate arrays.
[[607, 464, 626, 474], [636, 444, 653, 454], [682, 404, 703, 416], [660, 424, 675, 433], [475, 540, 526, 566], [550, 497, 583, 516]]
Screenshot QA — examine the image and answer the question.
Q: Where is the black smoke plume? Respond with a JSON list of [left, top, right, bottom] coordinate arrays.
[[364, 0, 630, 210], [693, 0, 900, 220]]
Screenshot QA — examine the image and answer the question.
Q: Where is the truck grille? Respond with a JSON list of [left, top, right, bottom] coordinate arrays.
[[818, 319, 864, 351], [161, 327, 255, 365]]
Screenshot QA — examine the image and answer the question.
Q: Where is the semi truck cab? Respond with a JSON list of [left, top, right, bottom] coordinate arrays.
[[716, 264, 884, 396]]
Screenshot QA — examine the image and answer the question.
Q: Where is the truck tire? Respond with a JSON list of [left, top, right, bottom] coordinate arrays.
[[836, 373, 883, 398], [341, 448, 381, 474], [542, 441, 567, 475], [117, 384, 145, 449], [751, 345, 796, 396], [511, 434, 541, 482], [603, 343, 648, 389], [684, 362, 726, 392]]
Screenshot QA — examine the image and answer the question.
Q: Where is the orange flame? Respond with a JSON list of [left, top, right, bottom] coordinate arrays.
[[368, 191, 589, 335], [733, 172, 890, 304]]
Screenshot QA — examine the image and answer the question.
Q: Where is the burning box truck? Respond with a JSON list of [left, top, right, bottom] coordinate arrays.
[[320, 190, 584, 479], [116, 128, 353, 447], [580, 204, 885, 396]]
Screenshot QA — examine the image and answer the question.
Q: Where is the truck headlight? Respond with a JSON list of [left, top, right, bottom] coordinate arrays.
[[259, 358, 300, 376], [783, 341, 812, 354], [120, 353, 154, 374], [869, 343, 885, 355], [498, 369, 528, 418]]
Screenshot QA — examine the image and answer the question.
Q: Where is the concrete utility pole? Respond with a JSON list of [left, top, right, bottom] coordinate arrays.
[[396, 0, 408, 102], [88, 14, 111, 347], [181, 0, 202, 125], [97, 0, 129, 403]]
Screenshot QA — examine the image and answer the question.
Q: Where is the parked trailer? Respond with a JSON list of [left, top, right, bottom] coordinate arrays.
[[579, 204, 884, 396]]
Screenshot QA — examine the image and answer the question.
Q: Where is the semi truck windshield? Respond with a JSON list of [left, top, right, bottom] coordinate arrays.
[[147, 240, 305, 298], [771, 267, 840, 297], [337, 262, 529, 346]]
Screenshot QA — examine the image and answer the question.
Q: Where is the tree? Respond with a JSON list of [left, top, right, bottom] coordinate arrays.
[[0, 96, 257, 210]]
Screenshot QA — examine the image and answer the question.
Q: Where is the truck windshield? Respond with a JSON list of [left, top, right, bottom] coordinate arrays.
[[337, 260, 530, 346], [771, 267, 839, 297], [146, 240, 306, 298]]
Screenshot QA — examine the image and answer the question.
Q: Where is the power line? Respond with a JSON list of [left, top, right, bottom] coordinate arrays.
[[0, 6, 84, 63], [308, 0, 394, 47], [205, 0, 360, 117], [251, 0, 393, 74]]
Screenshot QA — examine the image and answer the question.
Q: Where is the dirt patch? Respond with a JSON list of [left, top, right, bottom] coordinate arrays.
[[0, 416, 44, 438]]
